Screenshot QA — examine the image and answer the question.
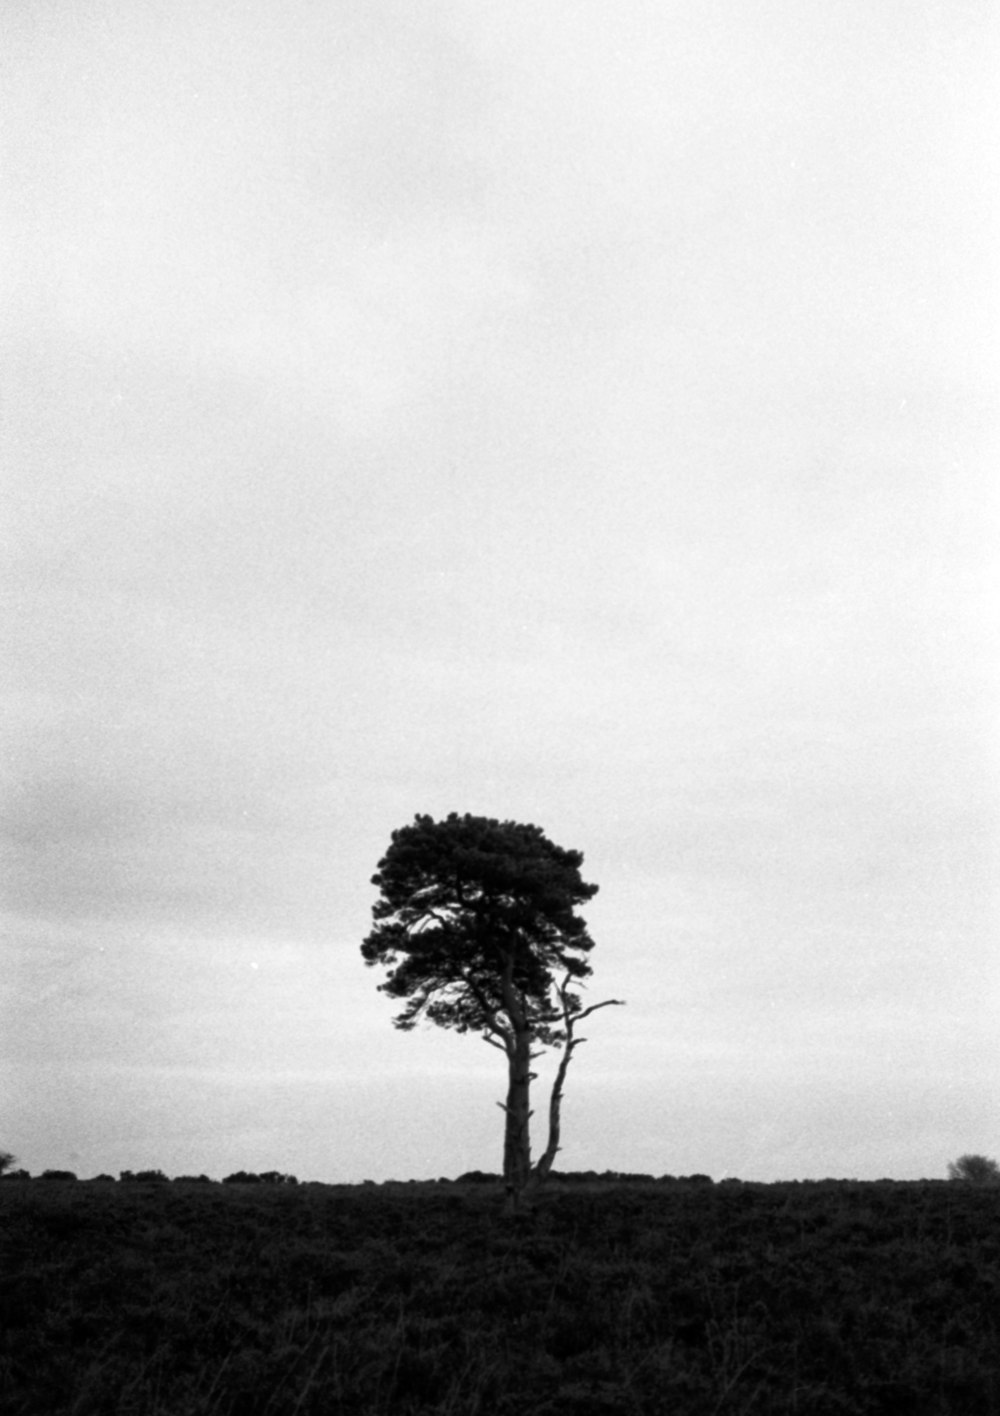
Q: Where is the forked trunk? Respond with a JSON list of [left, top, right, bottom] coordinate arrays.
[[495, 963, 625, 1216], [500, 980, 625, 1216], [501, 1023, 566, 1215]]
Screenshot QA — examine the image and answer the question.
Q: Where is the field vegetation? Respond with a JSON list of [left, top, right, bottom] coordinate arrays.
[[1, 1173, 998, 1414]]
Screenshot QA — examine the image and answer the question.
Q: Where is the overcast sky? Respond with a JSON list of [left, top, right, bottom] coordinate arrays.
[[3, 0, 998, 1184]]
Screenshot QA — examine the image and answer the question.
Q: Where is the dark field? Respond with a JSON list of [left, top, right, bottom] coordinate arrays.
[[1, 1177, 997, 1415]]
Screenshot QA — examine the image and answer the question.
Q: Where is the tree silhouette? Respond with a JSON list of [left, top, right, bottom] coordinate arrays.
[[362, 812, 624, 1212], [947, 1153, 1000, 1185], [0, 1150, 17, 1177]]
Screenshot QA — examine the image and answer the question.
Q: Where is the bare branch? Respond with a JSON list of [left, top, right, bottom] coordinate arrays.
[[575, 998, 626, 1022], [528, 975, 626, 1189]]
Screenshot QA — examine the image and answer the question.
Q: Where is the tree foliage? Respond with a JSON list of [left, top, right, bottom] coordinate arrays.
[[947, 1153, 1000, 1185], [362, 811, 600, 1046]]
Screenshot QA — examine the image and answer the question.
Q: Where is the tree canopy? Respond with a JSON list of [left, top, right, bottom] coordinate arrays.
[[361, 811, 600, 1046], [947, 1154, 1000, 1185]]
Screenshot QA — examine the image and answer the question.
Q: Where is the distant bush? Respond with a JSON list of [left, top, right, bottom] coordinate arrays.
[[575, 1170, 657, 1184], [219, 1171, 298, 1185], [40, 1170, 77, 1182], [685, 1174, 714, 1185], [947, 1154, 1000, 1185], [89, 1174, 116, 1183], [455, 1170, 500, 1184], [173, 1174, 214, 1184], [547, 1170, 657, 1184], [0, 1150, 17, 1176], [0, 1169, 31, 1181]]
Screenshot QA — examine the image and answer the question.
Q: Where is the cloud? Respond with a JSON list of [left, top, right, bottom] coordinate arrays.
[[3, 0, 997, 1182]]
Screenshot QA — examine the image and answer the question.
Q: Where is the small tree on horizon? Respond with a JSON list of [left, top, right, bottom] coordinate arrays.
[[0, 1150, 17, 1176], [361, 812, 624, 1214], [947, 1153, 1000, 1185]]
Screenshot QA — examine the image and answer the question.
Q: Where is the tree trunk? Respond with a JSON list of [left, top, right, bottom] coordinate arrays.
[[497, 967, 625, 1217], [518, 985, 626, 1212], [530, 1038, 572, 1188], [502, 1024, 534, 1215]]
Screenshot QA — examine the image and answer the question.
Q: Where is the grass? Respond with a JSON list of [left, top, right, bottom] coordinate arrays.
[[1, 1177, 997, 1414]]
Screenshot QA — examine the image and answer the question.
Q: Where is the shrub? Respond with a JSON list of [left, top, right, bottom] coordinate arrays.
[[0, 1150, 17, 1176], [40, 1170, 77, 1181], [223, 1171, 262, 1184]]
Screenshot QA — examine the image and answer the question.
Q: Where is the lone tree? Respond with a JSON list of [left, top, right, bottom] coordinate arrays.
[[947, 1153, 1000, 1185], [361, 812, 624, 1212]]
